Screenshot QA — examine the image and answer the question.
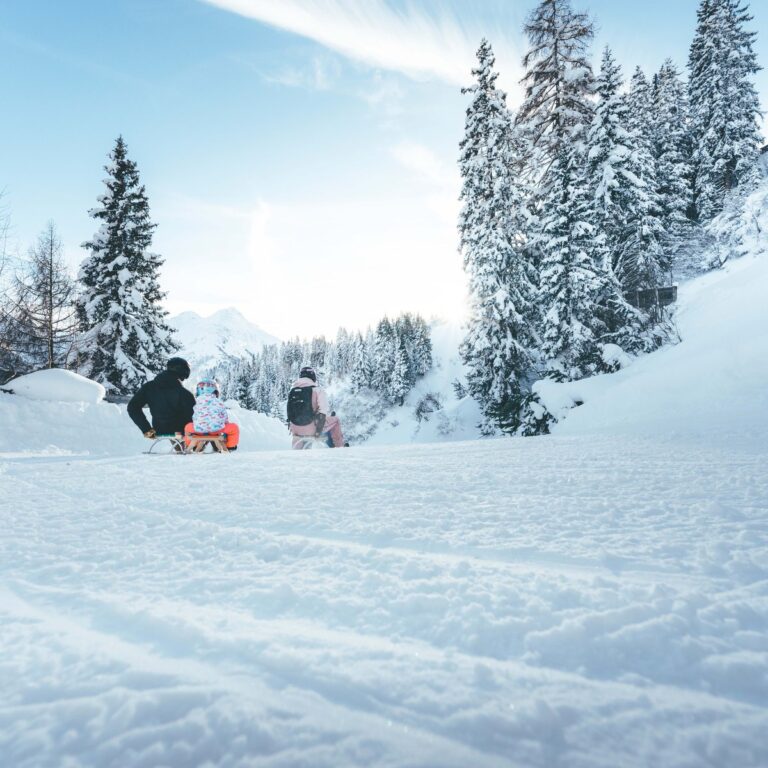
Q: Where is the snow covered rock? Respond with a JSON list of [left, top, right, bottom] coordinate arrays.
[[5, 369, 106, 403]]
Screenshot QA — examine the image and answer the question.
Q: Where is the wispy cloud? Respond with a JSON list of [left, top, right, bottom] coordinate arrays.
[[262, 55, 339, 90], [200, 0, 521, 88]]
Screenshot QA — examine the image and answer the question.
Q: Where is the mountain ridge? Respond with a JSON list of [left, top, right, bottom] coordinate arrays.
[[169, 306, 280, 375]]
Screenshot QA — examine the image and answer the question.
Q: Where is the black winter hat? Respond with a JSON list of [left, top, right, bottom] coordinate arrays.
[[167, 357, 191, 380], [300, 366, 317, 382]]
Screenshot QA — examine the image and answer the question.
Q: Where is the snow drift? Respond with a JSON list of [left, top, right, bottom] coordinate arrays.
[[4, 368, 106, 403]]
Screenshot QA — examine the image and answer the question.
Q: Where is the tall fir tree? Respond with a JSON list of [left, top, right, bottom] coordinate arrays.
[[614, 68, 668, 292], [78, 137, 177, 393], [585, 48, 634, 256], [411, 315, 433, 377], [516, 1, 633, 379], [652, 60, 695, 255], [688, 0, 762, 221], [349, 333, 370, 393], [389, 336, 410, 406], [625, 68, 656, 150], [372, 317, 397, 396], [459, 39, 539, 431]]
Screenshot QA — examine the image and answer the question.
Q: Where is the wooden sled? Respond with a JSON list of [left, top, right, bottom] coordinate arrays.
[[186, 433, 229, 453]]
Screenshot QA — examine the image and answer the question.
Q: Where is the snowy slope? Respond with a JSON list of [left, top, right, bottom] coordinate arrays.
[[535, 250, 768, 450], [2, 436, 766, 767], [170, 307, 279, 374]]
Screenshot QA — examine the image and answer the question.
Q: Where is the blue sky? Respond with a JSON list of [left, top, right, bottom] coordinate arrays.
[[1, 0, 766, 338]]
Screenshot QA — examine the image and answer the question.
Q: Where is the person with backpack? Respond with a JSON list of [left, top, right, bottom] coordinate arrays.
[[128, 357, 196, 438], [184, 378, 240, 451], [287, 366, 346, 448]]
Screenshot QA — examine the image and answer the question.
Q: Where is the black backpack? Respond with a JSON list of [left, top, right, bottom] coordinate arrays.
[[287, 386, 315, 426]]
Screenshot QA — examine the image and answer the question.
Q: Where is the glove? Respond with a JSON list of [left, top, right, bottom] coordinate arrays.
[[143, 429, 157, 439], [313, 413, 327, 436]]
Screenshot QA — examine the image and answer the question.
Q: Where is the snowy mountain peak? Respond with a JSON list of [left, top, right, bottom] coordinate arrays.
[[169, 307, 279, 374]]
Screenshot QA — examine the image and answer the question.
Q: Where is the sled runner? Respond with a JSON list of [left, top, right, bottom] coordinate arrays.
[[144, 432, 229, 454], [144, 433, 186, 455]]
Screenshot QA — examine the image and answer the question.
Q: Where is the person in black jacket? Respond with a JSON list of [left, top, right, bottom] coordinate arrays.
[[127, 357, 195, 438]]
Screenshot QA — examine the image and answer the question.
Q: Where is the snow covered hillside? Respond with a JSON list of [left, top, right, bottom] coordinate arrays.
[[536, 192, 768, 449], [170, 307, 279, 374], [2, 435, 766, 767]]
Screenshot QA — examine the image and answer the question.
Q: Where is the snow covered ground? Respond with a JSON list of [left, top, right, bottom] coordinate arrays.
[[2, 435, 766, 767], [2, 249, 767, 765]]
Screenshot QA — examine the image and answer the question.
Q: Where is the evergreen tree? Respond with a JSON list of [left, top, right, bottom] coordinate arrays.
[[78, 137, 177, 393], [394, 314, 417, 387], [615, 68, 669, 292], [689, 0, 762, 221], [373, 317, 397, 395], [539, 144, 611, 378], [585, 48, 634, 255], [516, 1, 636, 380], [459, 39, 539, 431], [309, 335, 327, 370], [389, 336, 410, 406], [350, 333, 371, 392], [581, 49, 648, 351], [411, 315, 433, 377], [626, 67, 655, 149], [653, 59, 695, 254], [333, 327, 352, 376]]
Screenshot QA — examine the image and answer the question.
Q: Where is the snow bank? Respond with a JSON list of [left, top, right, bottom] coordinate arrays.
[[0, 393, 289, 457], [0, 393, 143, 457], [537, 251, 768, 449], [5, 368, 106, 403]]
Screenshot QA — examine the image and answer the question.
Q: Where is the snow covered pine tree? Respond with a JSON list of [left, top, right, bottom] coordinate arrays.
[[688, 0, 762, 222], [652, 60, 695, 258], [614, 66, 669, 294], [517, 0, 638, 381], [459, 39, 539, 433], [78, 137, 178, 395]]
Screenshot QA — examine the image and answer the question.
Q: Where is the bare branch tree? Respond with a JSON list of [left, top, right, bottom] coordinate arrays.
[[7, 221, 79, 372]]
